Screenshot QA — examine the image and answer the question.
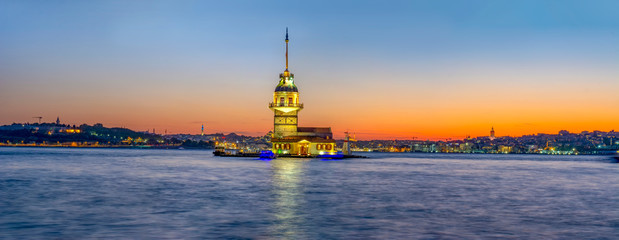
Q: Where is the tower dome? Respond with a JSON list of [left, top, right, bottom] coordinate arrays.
[[275, 72, 298, 92], [275, 84, 298, 92]]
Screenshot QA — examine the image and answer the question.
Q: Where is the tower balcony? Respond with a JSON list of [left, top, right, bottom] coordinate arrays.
[[269, 102, 303, 113], [270, 102, 303, 108]]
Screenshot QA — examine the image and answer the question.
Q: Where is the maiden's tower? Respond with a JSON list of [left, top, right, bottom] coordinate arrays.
[[269, 29, 336, 156]]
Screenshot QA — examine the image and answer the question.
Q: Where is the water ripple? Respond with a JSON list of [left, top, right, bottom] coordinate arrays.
[[0, 148, 617, 239]]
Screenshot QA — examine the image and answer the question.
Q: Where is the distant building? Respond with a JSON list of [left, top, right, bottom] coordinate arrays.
[[490, 126, 496, 140], [269, 29, 336, 156]]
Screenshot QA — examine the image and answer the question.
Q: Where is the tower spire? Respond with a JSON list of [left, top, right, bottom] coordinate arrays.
[[285, 27, 289, 71]]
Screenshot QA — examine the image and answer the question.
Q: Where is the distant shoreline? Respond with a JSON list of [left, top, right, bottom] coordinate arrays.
[[0, 144, 212, 150], [2, 145, 616, 156]]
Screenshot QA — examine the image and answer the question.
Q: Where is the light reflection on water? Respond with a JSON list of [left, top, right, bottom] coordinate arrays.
[[269, 159, 308, 238]]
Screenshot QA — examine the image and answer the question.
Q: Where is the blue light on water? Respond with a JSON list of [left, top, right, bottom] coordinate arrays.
[[260, 150, 276, 160], [318, 152, 344, 159]]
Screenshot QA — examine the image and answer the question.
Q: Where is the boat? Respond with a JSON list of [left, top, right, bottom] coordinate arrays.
[[213, 146, 226, 156], [318, 151, 344, 159], [213, 146, 266, 158], [259, 150, 277, 159], [213, 146, 242, 156], [612, 154, 619, 163]]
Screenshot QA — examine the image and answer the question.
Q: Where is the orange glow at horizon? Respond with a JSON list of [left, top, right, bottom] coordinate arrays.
[[2, 63, 617, 141]]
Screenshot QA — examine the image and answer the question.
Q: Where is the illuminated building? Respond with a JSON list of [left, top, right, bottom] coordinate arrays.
[[490, 126, 496, 140], [269, 29, 336, 155], [64, 128, 81, 134]]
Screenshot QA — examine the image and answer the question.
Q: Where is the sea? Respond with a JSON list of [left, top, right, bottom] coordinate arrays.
[[0, 147, 618, 239]]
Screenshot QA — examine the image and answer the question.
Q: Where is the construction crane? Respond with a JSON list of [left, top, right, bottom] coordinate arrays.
[[32, 116, 42, 124]]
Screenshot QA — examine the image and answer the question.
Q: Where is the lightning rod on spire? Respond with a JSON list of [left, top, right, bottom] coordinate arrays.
[[285, 27, 289, 70]]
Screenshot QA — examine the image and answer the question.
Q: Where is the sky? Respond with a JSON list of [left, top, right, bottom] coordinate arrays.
[[1, 0, 618, 140]]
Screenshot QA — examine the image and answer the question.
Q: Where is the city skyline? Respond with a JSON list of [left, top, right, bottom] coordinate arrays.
[[1, 1, 618, 140]]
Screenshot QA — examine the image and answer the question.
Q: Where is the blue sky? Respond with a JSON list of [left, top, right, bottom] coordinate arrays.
[[1, 0, 618, 138]]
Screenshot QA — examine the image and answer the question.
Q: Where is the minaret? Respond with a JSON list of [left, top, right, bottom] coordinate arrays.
[[269, 28, 303, 138], [201, 124, 204, 136], [56, 117, 60, 125]]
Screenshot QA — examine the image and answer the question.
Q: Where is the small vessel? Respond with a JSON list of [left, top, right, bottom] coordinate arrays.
[[259, 150, 277, 159], [213, 146, 225, 156], [318, 151, 344, 159], [213, 146, 264, 158], [213, 146, 241, 156], [612, 154, 619, 163]]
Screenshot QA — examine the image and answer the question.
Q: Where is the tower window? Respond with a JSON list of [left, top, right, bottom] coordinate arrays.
[[280, 97, 285, 106], [288, 97, 293, 106]]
